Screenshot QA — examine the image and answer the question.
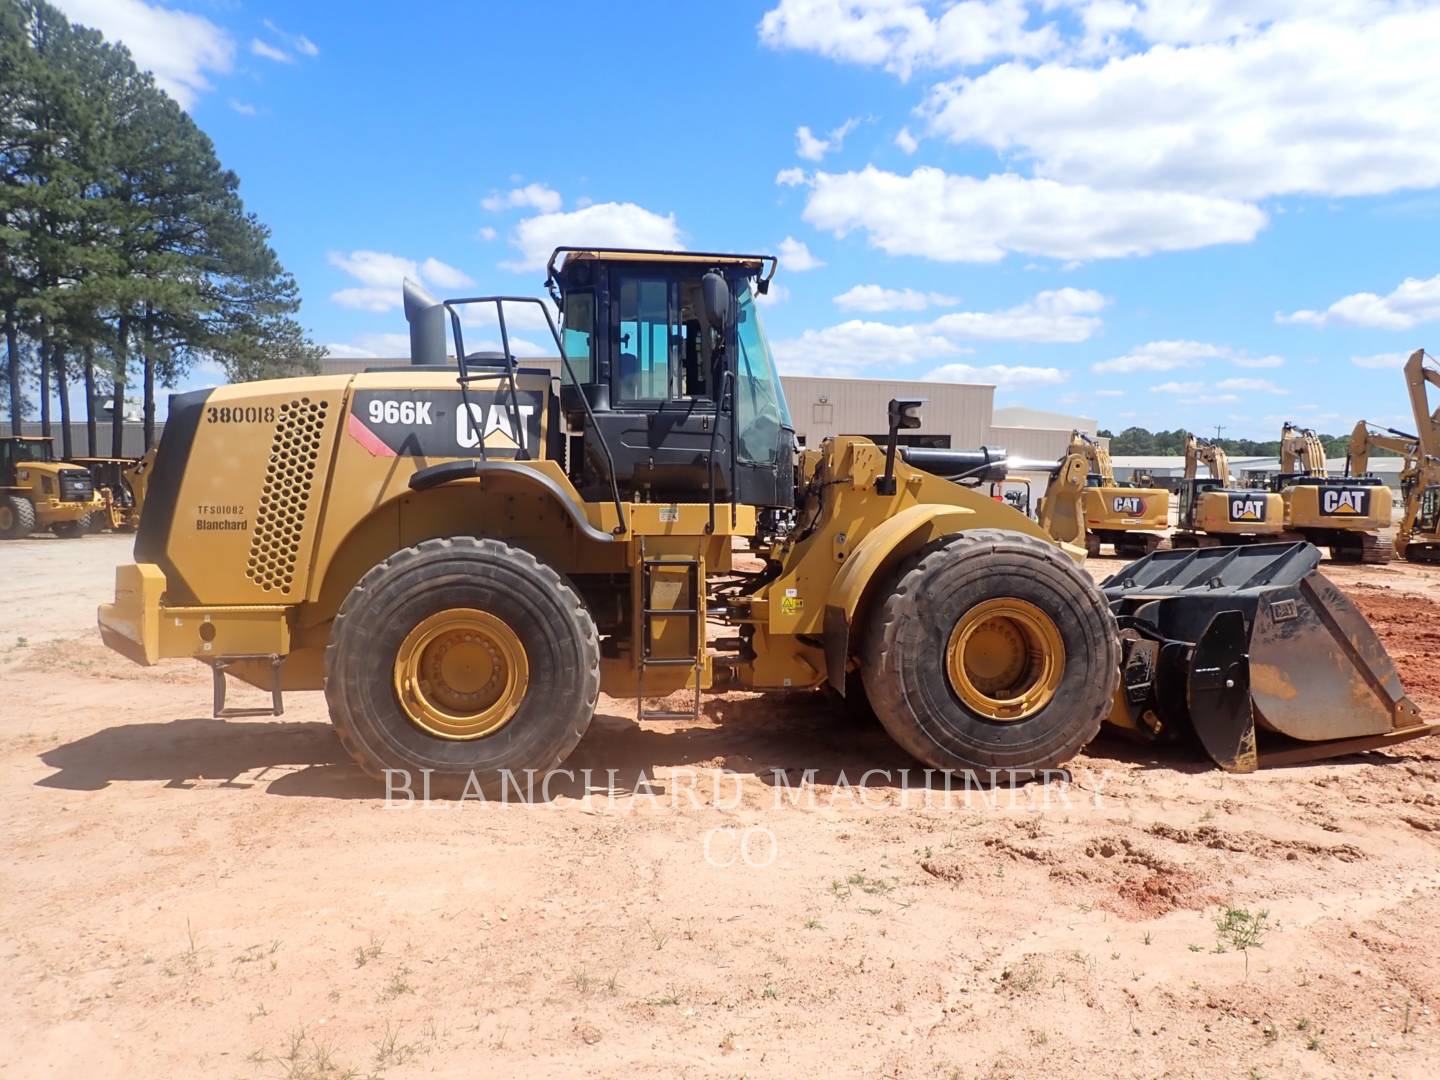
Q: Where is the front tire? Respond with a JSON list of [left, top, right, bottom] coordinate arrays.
[[0, 496, 36, 539], [325, 536, 600, 791], [861, 529, 1119, 778]]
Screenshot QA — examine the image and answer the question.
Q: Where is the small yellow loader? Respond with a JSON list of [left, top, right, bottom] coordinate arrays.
[[1170, 433, 1285, 549], [96, 248, 1432, 778], [1, 435, 104, 539], [1272, 422, 1392, 563]]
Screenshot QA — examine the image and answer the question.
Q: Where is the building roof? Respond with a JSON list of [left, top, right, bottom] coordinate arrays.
[[991, 405, 1098, 432]]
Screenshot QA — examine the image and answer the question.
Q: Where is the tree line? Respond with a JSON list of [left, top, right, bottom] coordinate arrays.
[[1, 0, 322, 457], [1097, 425, 1396, 459]]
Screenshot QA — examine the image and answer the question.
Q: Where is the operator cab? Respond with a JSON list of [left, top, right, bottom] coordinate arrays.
[[0, 436, 55, 486], [548, 248, 796, 511]]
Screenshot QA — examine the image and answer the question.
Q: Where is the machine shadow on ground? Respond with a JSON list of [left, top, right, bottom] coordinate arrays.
[[34, 693, 1415, 803]]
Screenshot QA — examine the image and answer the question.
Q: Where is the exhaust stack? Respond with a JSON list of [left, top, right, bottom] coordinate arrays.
[[403, 277, 446, 366]]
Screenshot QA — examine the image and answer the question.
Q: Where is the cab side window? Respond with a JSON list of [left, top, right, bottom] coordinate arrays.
[[616, 277, 680, 401], [561, 291, 595, 383]]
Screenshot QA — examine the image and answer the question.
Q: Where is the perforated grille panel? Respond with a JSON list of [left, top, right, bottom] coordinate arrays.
[[246, 397, 330, 594]]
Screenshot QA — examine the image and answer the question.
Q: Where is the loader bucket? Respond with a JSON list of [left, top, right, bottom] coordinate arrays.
[[1101, 542, 1432, 771]]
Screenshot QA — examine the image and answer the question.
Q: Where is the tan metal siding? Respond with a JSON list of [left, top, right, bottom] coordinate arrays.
[[781, 376, 995, 447]]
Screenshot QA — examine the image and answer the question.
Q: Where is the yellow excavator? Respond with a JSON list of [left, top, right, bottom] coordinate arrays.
[[94, 246, 1431, 778], [1171, 433, 1284, 548], [1062, 430, 1169, 557], [1346, 348, 1440, 563], [1272, 422, 1392, 562]]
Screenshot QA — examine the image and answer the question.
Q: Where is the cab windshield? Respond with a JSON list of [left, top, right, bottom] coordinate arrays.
[[733, 283, 791, 464]]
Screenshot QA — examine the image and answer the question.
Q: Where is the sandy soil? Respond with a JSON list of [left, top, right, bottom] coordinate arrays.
[[3, 537, 1440, 1078]]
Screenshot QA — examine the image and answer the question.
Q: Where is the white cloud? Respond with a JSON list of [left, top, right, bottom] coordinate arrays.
[[928, 288, 1106, 343], [776, 167, 809, 187], [1352, 352, 1409, 369], [920, 7, 1440, 201], [263, 19, 319, 57], [755, 283, 790, 308], [229, 100, 256, 116], [1217, 377, 1288, 394], [758, 0, 1061, 80], [325, 330, 550, 361], [418, 257, 475, 291], [250, 37, 291, 63], [53, 0, 234, 109], [1151, 375, 1286, 398], [1230, 353, 1285, 368], [802, 167, 1265, 263], [772, 286, 1103, 376], [923, 362, 1067, 388], [325, 333, 413, 359], [795, 118, 860, 162], [1093, 340, 1283, 374], [778, 236, 825, 271], [328, 250, 474, 311], [482, 183, 563, 214], [1278, 273, 1440, 330], [477, 226, 497, 242], [894, 126, 919, 154], [834, 285, 957, 312], [1094, 389, 1125, 397], [504, 202, 682, 272], [774, 320, 969, 374]]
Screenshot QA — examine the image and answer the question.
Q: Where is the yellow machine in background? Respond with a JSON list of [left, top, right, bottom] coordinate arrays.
[[1063, 430, 1169, 557], [96, 248, 1430, 779], [70, 450, 155, 532], [1347, 349, 1440, 564], [0, 435, 103, 539], [1171, 433, 1284, 548], [1272, 422, 1392, 563]]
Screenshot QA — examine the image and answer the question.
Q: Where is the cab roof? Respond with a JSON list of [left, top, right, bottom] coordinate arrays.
[[548, 247, 776, 287]]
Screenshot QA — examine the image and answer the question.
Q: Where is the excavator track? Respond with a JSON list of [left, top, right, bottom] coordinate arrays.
[[1360, 532, 1395, 565]]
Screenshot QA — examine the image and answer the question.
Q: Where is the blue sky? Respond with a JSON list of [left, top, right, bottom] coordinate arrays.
[[57, 0, 1440, 438]]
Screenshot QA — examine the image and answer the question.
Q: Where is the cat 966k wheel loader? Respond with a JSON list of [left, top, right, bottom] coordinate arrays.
[[97, 248, 1433, 781]]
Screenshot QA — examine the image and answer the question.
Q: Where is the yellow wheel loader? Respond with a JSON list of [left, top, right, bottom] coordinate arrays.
[[1058, 430, 1169, 557], [70, 450, 154, 532], [96, 248, 1432, 779], [1272, 422, 1392, 563], [1348, 350, 1440, 564], [1170, 433, 1284, 549], [0, 435, 104, 539]]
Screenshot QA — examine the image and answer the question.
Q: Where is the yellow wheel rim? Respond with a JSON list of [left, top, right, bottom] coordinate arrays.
[[393, 608, 529, 740], [945, 598, 1065, 722], [0, 506, 12, 532]]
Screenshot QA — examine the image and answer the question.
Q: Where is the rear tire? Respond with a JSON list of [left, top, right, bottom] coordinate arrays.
[[861, 529, 1119, 778], [52, 514, 89, 538], [1, 496, 35, 539], [325, 536, 600, 792]]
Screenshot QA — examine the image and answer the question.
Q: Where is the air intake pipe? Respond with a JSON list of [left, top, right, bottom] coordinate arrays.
[[898, 445, 1008, 486]]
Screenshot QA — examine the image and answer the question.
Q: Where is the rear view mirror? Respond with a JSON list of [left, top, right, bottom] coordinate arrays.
[[701, 271, 731, 331]]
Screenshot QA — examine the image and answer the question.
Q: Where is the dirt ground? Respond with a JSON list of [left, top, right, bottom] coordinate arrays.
[[4, 535, 1440, 1079]]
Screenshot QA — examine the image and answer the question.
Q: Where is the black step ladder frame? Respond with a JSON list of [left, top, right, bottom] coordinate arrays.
[[635, 536, 705, 722]]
